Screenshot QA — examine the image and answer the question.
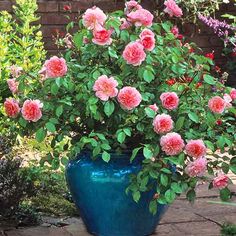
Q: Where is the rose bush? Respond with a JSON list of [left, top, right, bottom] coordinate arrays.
[[4, 0, 236, 213]]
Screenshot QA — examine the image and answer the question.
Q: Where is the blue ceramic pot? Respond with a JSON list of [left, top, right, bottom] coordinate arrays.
[[66, 151, 168, 236]]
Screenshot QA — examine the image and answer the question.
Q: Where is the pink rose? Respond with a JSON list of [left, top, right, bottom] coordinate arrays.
[[213, 174, 229, 189], [160, 132, 185, 156], [185, 140, 207, 159], [185, 157, 207, 177], [140, 28, 155, 38], [4, 98, 20, 118], [93, 75, 118, 101], [7, 78, 19, 94], [149, 103, 158, 112], [125, 0, 142, 14], [127, 9, 153, 27], [164, 0, 183, 18], [92, 26, 113, 46], [120, 18, 132, 30], [9, 65, 23, 78], [122, 41, 146, 66], [82, 6, 107, 30], [21, 99, 43, 122], [43, 56, 67, 78], [171, 25, 179, 37], [160, 92, 179, 110], [208, 96, 226, 114], [153, 114, 174, 134], [139, 35, 155, 51], [223, 94, 232, 108], [118, 86, 142, 110], [230, 88, 236, 100]]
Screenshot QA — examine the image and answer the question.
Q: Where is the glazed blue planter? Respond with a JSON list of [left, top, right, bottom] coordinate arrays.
[[66, 151, 168, 236]]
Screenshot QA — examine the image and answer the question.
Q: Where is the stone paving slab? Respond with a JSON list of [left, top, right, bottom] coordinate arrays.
[[1, 184, 236, 236]]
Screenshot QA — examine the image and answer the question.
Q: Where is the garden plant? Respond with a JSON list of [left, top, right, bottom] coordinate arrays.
[[1, 0, 236, 235]]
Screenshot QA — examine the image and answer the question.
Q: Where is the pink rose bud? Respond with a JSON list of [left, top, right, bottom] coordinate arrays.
[[149, 103, 158, 112], [223, 94, 232, 108], [125, 0, 142, 15], [9, 65, 23, 78], [7, 78, 19, 94], [230, 88, 236, 100], [140, 29, 155, 38]]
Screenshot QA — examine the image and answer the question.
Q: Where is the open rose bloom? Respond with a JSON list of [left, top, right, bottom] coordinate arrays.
[[6, 1, 235, 212]]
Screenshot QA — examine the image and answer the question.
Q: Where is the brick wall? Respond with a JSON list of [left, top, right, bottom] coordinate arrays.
[[0, 0, 235, 64]]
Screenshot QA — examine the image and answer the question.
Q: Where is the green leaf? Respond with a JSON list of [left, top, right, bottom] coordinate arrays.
[[143, 147, 153, 159], [165, 189, 176, 203], [104, 101, 115, 117], [61, 157, 69, 166], [220, 187, 231, 201], [186, 189, 196, 202], [73, 32, 84, 49], [45, 122, 56, 133], [204, 74, 216, 85], [51, 83, 59, 95], [136, 123, 144, 132], [56, 105, 63, 117], [100, 143, 110, 151], [143, 70, 155, 83], [205, 140, 215, 152], [36, 128, 46, 143], [217, 136, 225, 149], [149, 200, 157, 215], [102, 151, 110, 162], [123, 128, 131, 136], [117, 131, 126, 144], [19, 117, 27, 128], [175, 116, 185, 131], [161, 22, 171, 32], [93, 146, 101, 156], [145, 107, 156, 118], [229, 165, 236, 174], [188, 112, 199, 123], [221, 162, 229, 174], [160, 174, 168, 187], [130, 147, 142, 162], [108, 47, 118, 58], [133, 191, 141, 203], [171, 182, 182, 194]]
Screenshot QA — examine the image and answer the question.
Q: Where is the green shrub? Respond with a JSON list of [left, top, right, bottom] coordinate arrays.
[[0, 0, 46, 141]]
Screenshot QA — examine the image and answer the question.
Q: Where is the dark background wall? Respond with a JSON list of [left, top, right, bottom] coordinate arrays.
[[0, 0, 235, 67]]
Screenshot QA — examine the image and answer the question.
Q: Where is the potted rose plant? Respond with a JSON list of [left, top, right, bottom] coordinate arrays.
[[3, 1, 236, 235]]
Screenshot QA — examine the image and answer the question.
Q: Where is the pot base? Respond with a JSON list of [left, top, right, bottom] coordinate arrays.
[[66, 152, 168, 236]]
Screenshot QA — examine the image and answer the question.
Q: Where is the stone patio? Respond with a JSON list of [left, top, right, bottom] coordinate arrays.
[[1, 182, 236, 236]]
